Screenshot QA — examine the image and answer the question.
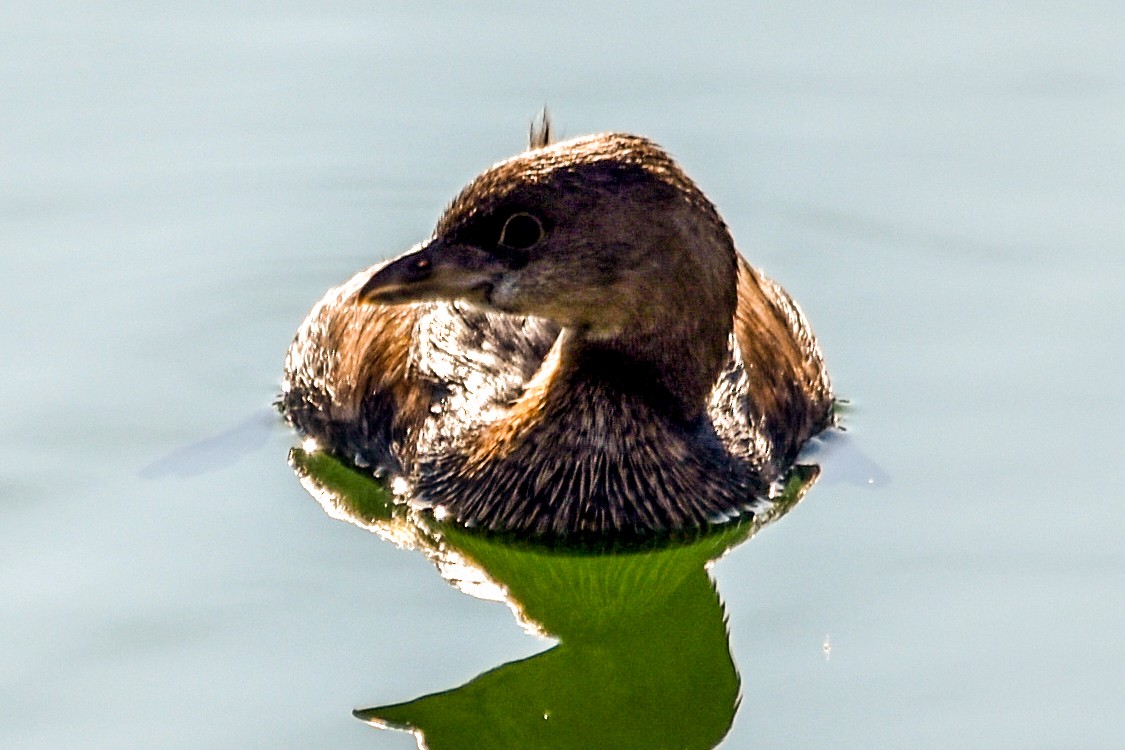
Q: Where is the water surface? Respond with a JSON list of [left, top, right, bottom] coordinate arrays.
[[2, 2, 1123, 748]]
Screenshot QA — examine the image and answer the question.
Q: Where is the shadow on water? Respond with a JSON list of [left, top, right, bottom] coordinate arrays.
[[290, 449, 821, 750]]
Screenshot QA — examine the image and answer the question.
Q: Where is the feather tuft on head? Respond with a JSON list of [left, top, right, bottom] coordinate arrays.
[[528, 107, 553, 149]]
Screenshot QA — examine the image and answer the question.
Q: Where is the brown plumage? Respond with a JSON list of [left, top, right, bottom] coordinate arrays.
[[280, 128, 833, 536]]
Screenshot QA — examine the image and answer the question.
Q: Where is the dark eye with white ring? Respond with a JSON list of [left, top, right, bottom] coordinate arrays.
[[498, 212, 545, 250]]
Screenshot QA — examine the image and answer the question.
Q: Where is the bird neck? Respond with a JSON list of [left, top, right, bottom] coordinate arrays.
[[556, 311, 730, 425]]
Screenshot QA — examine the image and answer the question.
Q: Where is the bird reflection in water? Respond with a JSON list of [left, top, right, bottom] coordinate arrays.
[[290, 447, 821, 750]]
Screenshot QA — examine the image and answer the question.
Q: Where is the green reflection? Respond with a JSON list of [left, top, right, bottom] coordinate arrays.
[[290, 449, 818, 750]]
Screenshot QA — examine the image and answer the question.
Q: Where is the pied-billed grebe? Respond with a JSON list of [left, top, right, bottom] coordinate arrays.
[[281, 125, 833, 535]]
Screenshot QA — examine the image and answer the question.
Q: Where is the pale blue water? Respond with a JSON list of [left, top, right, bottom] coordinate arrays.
[[3, 2, 1123, 748]]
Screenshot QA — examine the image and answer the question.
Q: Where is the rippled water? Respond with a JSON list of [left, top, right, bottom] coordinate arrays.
[[3, 3, 1123, 748]]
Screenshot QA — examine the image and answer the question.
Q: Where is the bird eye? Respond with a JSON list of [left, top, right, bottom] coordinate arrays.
[[498, 212, 545, 250]]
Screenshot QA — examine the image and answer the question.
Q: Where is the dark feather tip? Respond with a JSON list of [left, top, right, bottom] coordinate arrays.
[[529, 107, 553, 149]]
